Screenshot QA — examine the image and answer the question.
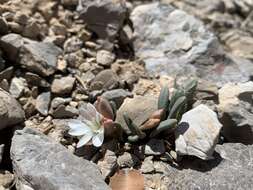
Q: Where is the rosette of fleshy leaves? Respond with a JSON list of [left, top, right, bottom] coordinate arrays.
[[120, 79, 198, 142], [68, 97, 121, 148]]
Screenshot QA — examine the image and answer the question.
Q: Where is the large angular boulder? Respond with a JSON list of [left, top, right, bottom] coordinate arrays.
[[175, 104, 222, 160], [77, 0, 128, 40], [0, 88, 25, 131], [131, 3, 253, 86], [153, 143, 253, 189], [11, 128, 110, 190], [0, 33, 62, 76], [218, 82, 253, 144]]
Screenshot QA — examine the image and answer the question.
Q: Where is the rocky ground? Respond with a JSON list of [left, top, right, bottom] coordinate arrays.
[[0, 0, 253, 190]]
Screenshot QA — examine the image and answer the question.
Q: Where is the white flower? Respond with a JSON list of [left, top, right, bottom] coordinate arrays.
[[68, 103, 106, 148]]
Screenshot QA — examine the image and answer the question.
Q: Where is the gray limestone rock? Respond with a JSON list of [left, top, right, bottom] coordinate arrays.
[[90, 69, 120, 91], [10, 128, 110, 190], [117, 152, 140, 168], [97, 149, 118, 179], [0, 88, 25, 131], [0, 33, 62, 76], [96, 50, 115, 66], [77, 0, 128, 40], [131, 3, 253, 86], [218, 82, 253, 144], [140, 156, 155, 174], [158, 143, 253, 190], [51, 76, 75, 95], [36, 92, 51, 116], [9, 77, 27, 99], [175, 104, 222, 160]]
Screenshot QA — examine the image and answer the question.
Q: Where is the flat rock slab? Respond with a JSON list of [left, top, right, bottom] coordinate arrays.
[[0, 88, 25, 131], [162, 143, 253, 190], [10, 128, 110, 190], [131, 3, 253, 86]]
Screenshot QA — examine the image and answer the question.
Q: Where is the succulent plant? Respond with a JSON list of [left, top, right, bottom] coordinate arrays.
[[182, 79, 198, 102], [158, 85, 170, 111], [117, 79, 198, 142], [168, 96, 186, 120], [123, 114, 146, 142], [150, 119, 177, 138], [68, 79, 197, 147], [169, 89, 185, 112], [139, 109, 164, 130]]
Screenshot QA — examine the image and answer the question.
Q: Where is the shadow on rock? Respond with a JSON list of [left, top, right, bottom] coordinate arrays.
[[176, 122, 190, 136], [175, 151, 223, 172]]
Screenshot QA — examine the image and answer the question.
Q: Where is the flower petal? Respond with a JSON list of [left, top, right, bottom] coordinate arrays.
[[79, 108, 93, 121], [68, 119, 91, 136], [76, 132, 93, 148], [87, 103, 97, 118], [96, 111, 103, 124], [92, 128, 104, 147], [84, 118, 97, 126]]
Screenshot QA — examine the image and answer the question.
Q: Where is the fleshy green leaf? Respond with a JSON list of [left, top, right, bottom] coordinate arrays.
[[158, 86, 170, 110], [150, 119, 177, 137], [123, 114, 146, 139], [168, 96, 186, 119], [183, 79, 198, 101], [169, 90, 185, 112]]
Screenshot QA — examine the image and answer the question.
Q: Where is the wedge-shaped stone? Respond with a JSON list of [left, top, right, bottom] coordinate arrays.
[[175, 104, 222, 160]]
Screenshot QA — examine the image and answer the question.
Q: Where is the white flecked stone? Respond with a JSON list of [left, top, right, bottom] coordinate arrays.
[[175, 104, 222, 160]]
